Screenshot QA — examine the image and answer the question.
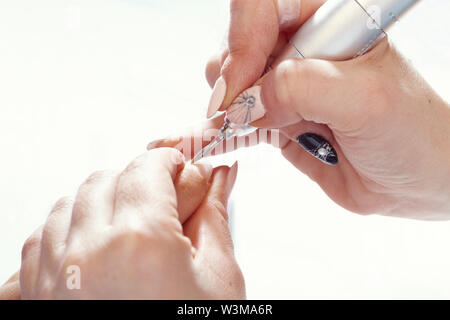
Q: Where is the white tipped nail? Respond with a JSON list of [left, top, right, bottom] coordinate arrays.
[[207, 76, 227, 118]]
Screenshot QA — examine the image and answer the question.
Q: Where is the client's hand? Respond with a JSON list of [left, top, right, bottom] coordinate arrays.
[[19, 148, 244, 299]]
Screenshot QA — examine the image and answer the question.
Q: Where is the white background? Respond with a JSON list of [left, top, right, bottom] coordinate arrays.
[[1, 0, 450, 299]]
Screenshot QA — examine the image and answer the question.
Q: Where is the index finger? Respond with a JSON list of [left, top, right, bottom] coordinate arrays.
[[207, 0, 326, 117]]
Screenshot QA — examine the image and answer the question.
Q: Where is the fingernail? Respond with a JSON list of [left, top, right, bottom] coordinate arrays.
[[147, 136, 182, 150], [297, 133, 338, 165], [207, 76, 227, 118], [147, 139, 165, 150], [225, 161, 238, 196], [226, 86, 266, 125], [277, 0, 301, 30], [195, 161, 213, 182]]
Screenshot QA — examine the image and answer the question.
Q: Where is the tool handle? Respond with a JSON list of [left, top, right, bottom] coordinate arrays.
[[274, 0, 420, 64]]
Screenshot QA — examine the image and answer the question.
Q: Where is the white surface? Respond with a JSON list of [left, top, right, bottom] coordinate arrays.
[[1, 0, 450, 299]]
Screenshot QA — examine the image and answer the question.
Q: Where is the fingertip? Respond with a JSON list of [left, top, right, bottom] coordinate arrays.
[[205, 53, 223, 88], [194, 161, 213, 183], [225, 161, 238, 197], [208, 161, 238, 203], [207, 76, 227, 118], [277, 0, 302, 31]]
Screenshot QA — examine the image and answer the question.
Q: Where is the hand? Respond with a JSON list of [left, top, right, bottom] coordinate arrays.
[[20, 148, 245, 299], [0, 272, 20, 300], [149, 0, 450, 219]]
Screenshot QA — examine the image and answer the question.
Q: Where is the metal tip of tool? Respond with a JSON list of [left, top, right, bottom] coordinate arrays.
[[191, 150, 203, 164], [190, 134, 226, 165]]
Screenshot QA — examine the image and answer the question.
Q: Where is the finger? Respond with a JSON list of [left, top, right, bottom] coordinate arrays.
[[183, 163, 237, 253], [251, 38, 391, 130], [175, 163, 213, 224], [3, 271, 19, 285], [280, 120, 338, 165], [113, 148, 185, 226], [41, 197, 73, 262], [207, 0, 327, 118], [205, 50, 228, 89], [0, 272, 20, 299], [280, 138, 380, 214], [20, 226, 43, 297], [69, 171, 120, 233], [147, 114, 290, 160], [206, 0, 279, 118], [183, 163, 244, 298]]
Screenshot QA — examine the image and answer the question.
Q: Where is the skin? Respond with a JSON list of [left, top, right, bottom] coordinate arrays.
[[2, 0, 450, 300], [1, 148, 245, 299], [149, 0, 450, 219]]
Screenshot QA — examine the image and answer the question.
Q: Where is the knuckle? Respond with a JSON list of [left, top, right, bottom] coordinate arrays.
[[22, 230, 42, 260], [116, 175, 155, 205], [84, 170, 117, 185], [51, 196, 74, 213], [205, 199, 229, 221], [112, 224, 159, 253], [126, 149, 182, 174], [35, 281, 54, 299], [275, 59, 309, 108]]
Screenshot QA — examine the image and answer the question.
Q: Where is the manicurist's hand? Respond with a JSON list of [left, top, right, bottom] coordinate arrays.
[[149, 0, 450, 220], [19, 148, 244, 299]]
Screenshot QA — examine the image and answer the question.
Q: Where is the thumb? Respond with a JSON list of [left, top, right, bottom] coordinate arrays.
[[247, 58, 359, 130], [248, 38, 392, 130]]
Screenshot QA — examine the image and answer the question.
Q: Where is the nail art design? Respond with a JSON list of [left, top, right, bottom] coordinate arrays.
[[297, 133, 338, 165], [226, 86, 266, 125]]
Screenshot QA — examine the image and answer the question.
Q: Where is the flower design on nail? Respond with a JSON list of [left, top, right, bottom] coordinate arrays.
[[228, 91, 256, 124], [226, 86, 266, 125]]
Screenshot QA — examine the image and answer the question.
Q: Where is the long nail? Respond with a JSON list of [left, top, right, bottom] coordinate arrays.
[[226, 86, 266, 125], [297, 133, 338, 165], [207, 76, 227, 118]]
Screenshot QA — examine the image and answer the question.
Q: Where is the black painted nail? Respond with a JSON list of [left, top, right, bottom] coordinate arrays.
[[297, 133, 338, 166]]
